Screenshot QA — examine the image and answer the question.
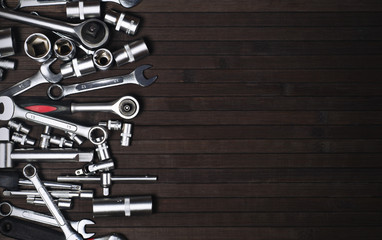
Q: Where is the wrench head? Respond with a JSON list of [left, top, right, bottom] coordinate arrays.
[[73, 219, 95, 239], [0, 96, 15, 121], [133, 64, 158, 87], [40, 58, 63, 84]]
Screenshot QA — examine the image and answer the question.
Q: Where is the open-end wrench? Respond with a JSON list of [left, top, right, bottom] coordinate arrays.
[[1, 0, 141, 9], [0, 202, 95, 238], [47, 64, 157, 100], [0, 58, 62, 97], [22, 164, 83, 240], [19, 95, 140, 120], [0, 8, 109, 49], [0, 96, 108, 145]]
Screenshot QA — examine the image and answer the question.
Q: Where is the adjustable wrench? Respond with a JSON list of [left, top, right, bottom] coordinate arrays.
[[22, 164, 83, 240], [2, 0, 142, 9], [0, 202, 95, 238], [0, 96, 108, 145], [47, 64, 158, 100], [0, 8, 109, 49], [0, 58, 62, 97], [19, 95, 140, 120]]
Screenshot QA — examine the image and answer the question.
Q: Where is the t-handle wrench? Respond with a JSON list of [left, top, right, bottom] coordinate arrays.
[[47, 64, 158, 100], [0, 96, 108, 145], [0, 58, 62, 97], [0, 8, 109, 49], [0, 202, 95, 238], [23, 164, 83, 240]]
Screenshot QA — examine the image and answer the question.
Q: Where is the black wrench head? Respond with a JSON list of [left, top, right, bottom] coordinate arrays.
[[0, 96, 15, 121], [134, 64, 158, 87]]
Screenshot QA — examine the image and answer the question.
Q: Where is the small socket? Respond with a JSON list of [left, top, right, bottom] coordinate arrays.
[[50, 136, 74, 148], [53, 38, 76, 61], [66, 0, 101, 20], [93, 48, 113, 71], [0, 28, 16, 58], [39, 126, 52, 149], [99, 120, 122, 131], [24, 33, 52, 63], [8, 120, 30, 134], [66, 132, 85, 146], [11, 132, 35, 146], [95, 141, 111, 161], [104, 9, 140, 35], [121, 123, 132, 146], [60, 55, 96, 78], [0, 59, 17, 70], [113, 39, 149, 67]]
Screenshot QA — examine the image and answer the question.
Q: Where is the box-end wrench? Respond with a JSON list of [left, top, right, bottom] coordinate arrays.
[[1, 0, 141, 9], [0, 96, 108, 145], [0, 8, 109, 49], [19, 95, 140, 120], [22, 164, 84, 240], [47, 64, 157, 100], [0, 58, 62, 97], [0, 202, 95, 238]]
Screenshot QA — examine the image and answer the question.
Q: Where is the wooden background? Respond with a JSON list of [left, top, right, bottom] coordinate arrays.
[[1, 0, 382, 239]]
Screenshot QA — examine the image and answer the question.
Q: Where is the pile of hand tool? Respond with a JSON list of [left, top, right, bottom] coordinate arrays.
[[0, 1, 158, 239]]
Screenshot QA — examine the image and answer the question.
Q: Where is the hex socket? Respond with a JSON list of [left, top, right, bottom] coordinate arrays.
[[93, 48, 113, 71], [53, 38, 76, 61], [66, 1, 101, 20], [24, 33, 52, 63], [113, 39, 149, 67], [104, 9, 140, 35], [93, 196, 152, 217], [60, 55, 96, 78], [0, 28, 16, 58]]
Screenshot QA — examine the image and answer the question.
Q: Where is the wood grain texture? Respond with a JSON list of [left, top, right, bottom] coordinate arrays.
[[1, 0, 382, 239]]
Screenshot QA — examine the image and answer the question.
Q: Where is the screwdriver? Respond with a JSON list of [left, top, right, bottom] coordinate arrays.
[[0, 170, 81, 191]]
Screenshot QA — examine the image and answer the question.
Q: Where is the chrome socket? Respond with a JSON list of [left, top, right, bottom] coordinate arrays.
[[66, 0, 101, 20], [60, 55, 96, 78], [104, 9, 140, 35], [24, 33, 52, 63], [27, 197, 73, 209], [53, 38, 76, 61], [93, 48, 113, 71], [49, 136, 74, 148], [0, 59, 17, 70], [99, 120, 122, 131], [95, 141, 111, 161], [93, 196, 152, 217], [11, 132, 36, 146], [101, 172, 111, 196], [39, 126, 52, 149], [8, 120, 30, 134], [0, 28, 16, 58], [121, 123, 132, 146], [113, 39, 149, 67], [66, 132, 85, 146]]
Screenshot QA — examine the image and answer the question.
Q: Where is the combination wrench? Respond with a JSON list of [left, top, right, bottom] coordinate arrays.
[[0, 8, 109, 49], [19, 95, 140, 120], [22, 164, 84, 240], [0, 96, 108, 145], [0, 58, 62, 97], [0, 202, 95, 238], [1, 0, 142, 9], [47, 64, 158, 100]]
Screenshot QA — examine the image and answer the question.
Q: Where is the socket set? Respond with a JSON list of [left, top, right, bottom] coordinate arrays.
[[0, 1, 158, 239]]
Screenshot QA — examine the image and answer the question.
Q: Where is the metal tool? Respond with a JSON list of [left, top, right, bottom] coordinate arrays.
[[60, 55, 96, 78], [0, 8, 109, 49], [54, 38, 76, 61], [0, 96, 109, 145], [8, 120, 30, 134], [113, 39, 150, 67], [47, 64, 157, 100], [93, 196, 152, 217], [0, 59, 17, 69], [1, 0, 141, 9], [3, 189, 94, 198], [11, 132, 36, 146], [21, 96, 140, 120], [93, 48, 113, 70], [22, 164, 84, 240], [18, 179, 81, 191], [0, 202, 95, 238], [66, 1, 100, 20], [27, 197, 73, 209], [0, 28, 15, 58], [0, 58, 62, 97], [121, 123, 132, 146], [75, 159, 115, 176], [24, 33, 52, 63], [104, 9, 140, 35]]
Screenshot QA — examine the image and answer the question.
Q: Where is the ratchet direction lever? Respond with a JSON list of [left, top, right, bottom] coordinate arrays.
[[0, 8, 109, 49]]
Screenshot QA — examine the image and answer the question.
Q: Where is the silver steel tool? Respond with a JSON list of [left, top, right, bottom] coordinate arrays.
[[3, 189, 94, 198], [0, 28, 15, 58], [0, 58, 62, 97], [0, 202, 95, 238], [93, 196, 152, 217], [24, 33, 52, 63], [27, 197, 73, 209], [22, 164, 84, 240], [47, 64, 157, 100], [18, 179, 81, 191], [0, 96, 109, 145], [0, 8, 109, 49], [1, 0, 141, 9]]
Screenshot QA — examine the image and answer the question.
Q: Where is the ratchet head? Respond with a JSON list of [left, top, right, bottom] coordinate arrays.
[[40, 58, 63, 84], [75, 19, 110, 49], [0, 202, 13, 217], [72, 219, 95, 239], [114, 96, 140, 119], [0, 96, 15, 121], [134, 64, 158, 87]]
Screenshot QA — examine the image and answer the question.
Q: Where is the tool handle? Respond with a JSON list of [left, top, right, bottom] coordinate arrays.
[[17, 98, 72, 115], [0, 170, 19, 190], [0, 216, 65, 240]]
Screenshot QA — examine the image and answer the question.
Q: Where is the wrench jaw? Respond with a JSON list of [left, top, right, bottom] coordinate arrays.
[[134, 64, 158, 87], [40, 58, 63, 84], [0, 96, 15, 121], [74, 219, 96, 239]]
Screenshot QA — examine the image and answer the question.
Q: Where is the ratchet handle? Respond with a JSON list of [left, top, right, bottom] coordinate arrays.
[[17, 98, 72, 115], [0, 216, 65, 240], [0, 170, 19, 190]]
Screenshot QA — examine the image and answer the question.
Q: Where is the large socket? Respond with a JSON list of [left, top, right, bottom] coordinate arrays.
[[93, 196, 152, 217], [0, 28, 16, 58], [113, 39, 149, 67], [24, 33, 52, 63]]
